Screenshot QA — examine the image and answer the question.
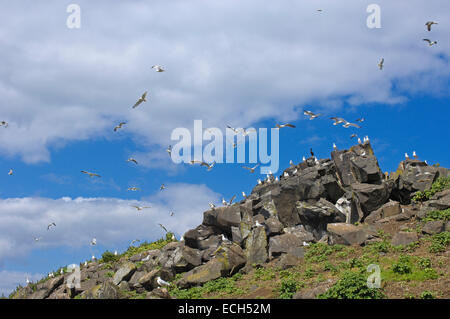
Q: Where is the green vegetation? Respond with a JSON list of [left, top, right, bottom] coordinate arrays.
[[429, 232, 450, 253], [317, 271, 385, 299], [278, 278, 300, 299], [122, 233, 176, 259], [420, 291, 435, 299], [100, 251, 120, 263], [422, 208, 450, 222], [413, 177, 450, 202], [392, 255, 412, 274]]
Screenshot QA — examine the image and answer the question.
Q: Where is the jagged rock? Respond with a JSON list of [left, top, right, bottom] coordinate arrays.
[[268, 233, 305, 258], [350, 155, 383, 184], [327, 223, 369, 246], [364, 201, 402, 224], [29, 276, 64, 299], [203, 205, 247, 233], [118, 281, 130, 291], [128, 271, 146, 288], [184, 225, 221, 249], [146, 288, 171, 299], [351, 183, 389, 219], [47, 286, 70, 299], [137, 269, 160, 290], [274, 253, 302, 270], [296, 199, 346, 238], [293, 279, 335, 299], [112, 262, 136, 285], [422, 220, 445, 235], [170, 246, 202, 272], [244, 227, 268, 265], [264, 217, 284, 235], [178, 244, 246, 288], [391, 231, 419, 246], [426, 189, 450, 210], [391, 161, 448, 204], [81, 281, 121, 299], [283, 225, 315, 242]]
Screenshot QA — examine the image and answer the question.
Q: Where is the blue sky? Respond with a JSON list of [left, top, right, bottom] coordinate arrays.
[[0, 0, 449, 295]]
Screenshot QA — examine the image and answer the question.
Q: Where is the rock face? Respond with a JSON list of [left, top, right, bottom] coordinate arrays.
[[12, 142, 449, 299]]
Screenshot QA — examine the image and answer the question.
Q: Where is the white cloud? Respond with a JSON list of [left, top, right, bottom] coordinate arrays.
[[0, 183, 220, 264], [0, 0, 449, 164]]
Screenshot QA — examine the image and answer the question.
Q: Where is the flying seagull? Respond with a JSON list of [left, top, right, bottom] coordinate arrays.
[[351, 134, 358, 139], [127, 187, 140, 191], [90, 238, 97, 246], [81, 170, 101, 178], [114, 122, 126, 132], [355, 118, 365, 123], [423, 39, 437, 46], [425, 21, 438, 31], [34, 237, 42, 242], [1, 121, 9, 128], [131, 205, 151, 211], [160, 184, 166, 191], [226, 125, 241, 134], [132, 91, 148, 109], [127, 158, 138, 165], [242, 164, 260, 173], [158, 223, 168, 233], [330, 117, 347, 125], [304, 110, 321, 120], [343, 121, 361, 129], [200, 161, 216, 171], [166, 145, 172, 156], [8, 169, 13, 176], [151, 65, 165, 72], [378, 58, 384, 70], [241, 128, 256, 136], [47, 222, 56, 230], [275, 123, 296, 129], [170, 211, 174, 217], [242, 191, 248, 199]]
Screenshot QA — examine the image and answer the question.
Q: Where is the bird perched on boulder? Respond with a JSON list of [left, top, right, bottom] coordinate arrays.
[[413, 151, 418, 159], [358, 138, 362, 145], [209, 203, 216, 209], [242, 192, 248, 199], [156, 277, 170, 287], [333, 143, 338, 151], [405, 153, 410, 159]]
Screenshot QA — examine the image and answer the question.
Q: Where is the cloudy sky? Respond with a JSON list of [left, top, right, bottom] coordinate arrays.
[[0, 0, 449, 295]]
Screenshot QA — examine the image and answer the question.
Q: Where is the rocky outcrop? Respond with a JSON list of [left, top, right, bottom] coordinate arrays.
[[12, 142, 449, 299]]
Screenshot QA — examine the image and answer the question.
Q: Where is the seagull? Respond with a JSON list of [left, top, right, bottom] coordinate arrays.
[[302, 156, 306, 162], [222, 195, 236, 206], [0, 121, 8, 128], [293, 168, 298, 175], [257, 179, 262, 185], [241, 128, 257, 136], [166, 145, 172, 156], [131, 205, 151, 211], [91, 255, 96, 261], [364, 136, 370, 144], [413, 151, 418, 159], [310, 148, 315, 157], [255, 220, 263, 227], [209, 203, 216, 209], [303, 241, 310, 247], [242, 192, 248, 199], [275, 176, 279, 182], [200, 161, 216, 171], [8, 169, 13, 176], [126, 158, 138, 165], [304, 110, 322, 120], [141, 255, 151, 262], [47, 222, 56, 230], [314, 157, 320, 165], [405, 153, 410, 159], [84, 261, 88, 267], [425, 21, 438, 31], [130, 239, 140, 246], [283, 172, 289, 178], [180, 236, 184, 242], [34, 237, 42, 242], [226, 125, 241, 134], [423, 39, 437, 46], [114, 122, 126, 132], [330, 117, 347, 125], [343, 121, 361, 129], [358, 138, 363, 145], [127, 187, 140, 191], [158, 223, 168, 233], [90, 238, 97, 246], [170, 211, 174, 217], [132, 91, 148, 108], [355, 118, 365, 123], [289, 160, 294, 166], [275, 123, 296, 129], [26, 277, 31, 284], [81, 170, 101, 178], [378, 58, 384, 70], [114, 250, 118, 256], [351, 134, 358, 139], [160, 184, 166, 191], [151, 65, 165, 72], [48, 273, 54, 278], [221, 234, 231, 243], [425, 160, 428, 165], [156, 276, 170, 287], [242, 164, 260, 173], [60, 269, 64, 275], [333, 143, 338, 151]]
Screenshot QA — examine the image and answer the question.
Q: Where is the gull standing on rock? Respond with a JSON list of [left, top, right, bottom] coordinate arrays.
[[333, 143, 338, 151], [156, 277, 170, 287]]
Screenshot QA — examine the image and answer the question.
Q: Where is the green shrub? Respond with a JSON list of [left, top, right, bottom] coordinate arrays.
[[413, 177, 450, 202], [392, 255, 412, 274], [305, 243, 333, 262], [279, 278, 300, 299], [429, 232, 450, 253], [100, 251, 119, 263], [317, 272, 385, 299], [423, 208, 450, 222], [420, 291, 435, 299], [417, 257, 432, 269]]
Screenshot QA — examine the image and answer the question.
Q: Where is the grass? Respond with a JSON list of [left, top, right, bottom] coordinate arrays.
[[429, 232, 450, 253], [422, 208, 450, 222]]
